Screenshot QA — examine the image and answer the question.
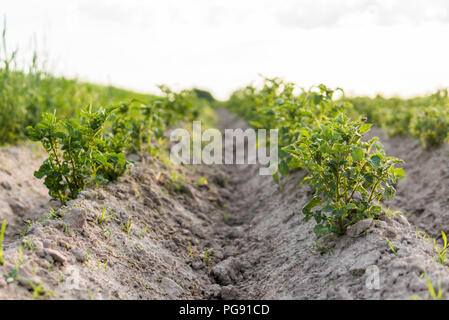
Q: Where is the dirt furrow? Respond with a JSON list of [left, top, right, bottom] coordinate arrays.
[[1, 111, 449, 300], [209, 111, 449, 299]]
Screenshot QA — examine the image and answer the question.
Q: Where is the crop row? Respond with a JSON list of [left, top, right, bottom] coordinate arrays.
[[225, 78, 405, 235], [346, 90, 449, 148], [26, 87, 211, 204]]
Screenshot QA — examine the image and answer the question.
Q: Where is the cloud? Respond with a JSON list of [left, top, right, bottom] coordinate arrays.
[[276, 0, 449, 29]]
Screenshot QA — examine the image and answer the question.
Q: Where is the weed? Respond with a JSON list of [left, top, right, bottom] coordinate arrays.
[[22, 239, 36, 251], [95, 206, 114, 225], [434, 231, 449, 265], [385, 237, 397, 255], [196, 176, 208, 186], [4, 267, 18, 283], [203, 248, 211, 266], [0, 219, 6, 265], [122, 219, 132, 234], [311, 240, 333, 256], [425, 272, 442, 300], [139, 225, 149, 239], [29, 282, 56, 300]]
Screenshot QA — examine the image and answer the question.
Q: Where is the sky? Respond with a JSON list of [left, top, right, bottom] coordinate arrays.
[[2, 0, 449, 100]]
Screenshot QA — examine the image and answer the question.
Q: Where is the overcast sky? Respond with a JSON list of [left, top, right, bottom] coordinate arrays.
[[2, 0, 449, 99]]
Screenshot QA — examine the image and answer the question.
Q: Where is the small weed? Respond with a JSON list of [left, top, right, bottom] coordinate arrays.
[[102, 228, 112, 240], [385, 237, 397, 255], [196, 176, 208, 186], [0, 219, 6, 265], [22, 239, 36, 251], [203, 248, 211, 266], [139, 225, 149, 238], [416, 228, 431, 243], [95, 206, 114, 225], [16, 247, 25, 267], [97, 259, 108, 272], [311, 240, 333, 256], [17, 219, 32, 238], [433, 231, 448, 265], [122, 219, 132, 234], [30, 282, 56, 300], [425, 272, 442, 300], [5, 268, 18, 283]]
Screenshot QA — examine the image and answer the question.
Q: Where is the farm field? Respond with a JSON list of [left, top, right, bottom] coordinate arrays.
[[2, 1, 449, 303], [1, 69, 449, 300]]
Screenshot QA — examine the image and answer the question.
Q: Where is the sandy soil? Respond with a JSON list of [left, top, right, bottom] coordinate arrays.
[[366, 128, 449, 238], [0, 111, 448, 300]]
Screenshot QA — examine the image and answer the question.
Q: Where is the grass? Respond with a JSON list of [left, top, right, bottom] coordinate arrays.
[[22, 239, 36, 251], [139, 225, 149, 239], [30, 282, 56, 300], [95, 207, 114, 225], [433, 231, 448, 265], [0, 219, 6, 265], [412, 272, 443, 300], [203, 248, 211, 266], [426, 272, 442, 300], [0, 20, 156, 146], [122, 218, 132, 234], [385, 237, 397, 256]]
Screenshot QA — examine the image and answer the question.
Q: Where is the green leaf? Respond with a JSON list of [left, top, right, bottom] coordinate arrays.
[[369, 155, 381, 169], [394, 167, 405, 179], [359, 123, 372, 134], [351, 147, 364, 162], [314, 224, 330, 235], [302, 196, 322, 215], [273, 171, 279, 184]]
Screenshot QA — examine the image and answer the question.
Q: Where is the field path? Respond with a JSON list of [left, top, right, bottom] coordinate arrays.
[[208, 109, 449, 299]]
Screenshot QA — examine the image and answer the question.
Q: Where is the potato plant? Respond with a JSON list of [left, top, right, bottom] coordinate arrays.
[[26, 85, 209, 204], [26, 105, 130, 204], [410, 106, 449, 148], [226, 78, 352, 182], [347, 89, 449, 148], [284, 115, 405, 235], [227, 78, 406, 235]]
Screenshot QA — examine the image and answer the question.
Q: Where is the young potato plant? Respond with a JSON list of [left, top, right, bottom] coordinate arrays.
[[285, 114, 405, 235], [410, 106, 449, 148], [26, 104, 130, 204], [226, 78, 351, 183]]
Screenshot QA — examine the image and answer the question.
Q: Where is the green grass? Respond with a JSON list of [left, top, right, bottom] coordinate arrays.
[[0, 219, 6, 265]]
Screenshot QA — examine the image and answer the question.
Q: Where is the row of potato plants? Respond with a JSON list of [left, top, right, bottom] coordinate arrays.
[[27, 86, 206, 205], [225, 78, 406, 235], [345, 89, 449, 148]]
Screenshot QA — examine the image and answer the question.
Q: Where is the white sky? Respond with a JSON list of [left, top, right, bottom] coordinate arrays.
[[2, 0, 449, 99]]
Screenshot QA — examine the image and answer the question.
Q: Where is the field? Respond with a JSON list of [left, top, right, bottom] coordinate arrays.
[[1, 35, 449, 301]]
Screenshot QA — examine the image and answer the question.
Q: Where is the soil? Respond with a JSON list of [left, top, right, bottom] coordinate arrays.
[[0, 110, 448, 300]]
